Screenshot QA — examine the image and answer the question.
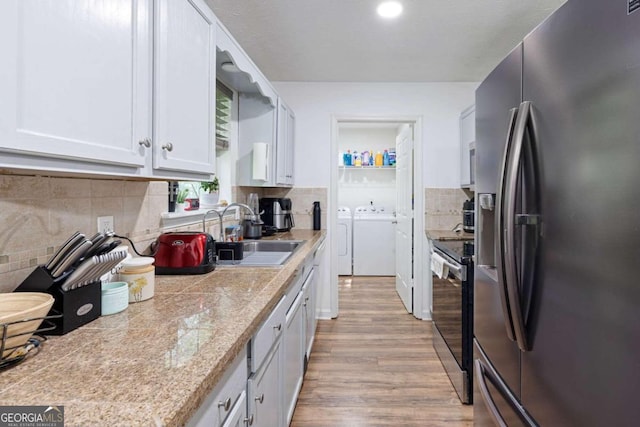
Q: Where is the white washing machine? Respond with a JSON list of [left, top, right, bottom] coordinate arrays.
[[353, 205, 396, 276], [337, 207, 352, 275]]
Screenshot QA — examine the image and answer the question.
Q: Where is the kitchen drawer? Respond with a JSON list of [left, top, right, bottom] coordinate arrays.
[[250, 295, 286, 373], [282, 259, 313, 312], [188, 346, 247, 427], [247, 339, 282, 427]]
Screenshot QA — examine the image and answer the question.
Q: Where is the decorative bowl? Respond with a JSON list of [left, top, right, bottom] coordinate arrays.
[[0, 292, 54, 358]]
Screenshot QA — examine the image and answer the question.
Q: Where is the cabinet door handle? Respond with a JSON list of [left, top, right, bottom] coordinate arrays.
[[162, 142, 174, 152], [244, 415, 254, 426], [273, 324, 282, 331], [218, 397, 231, 411], [138, 138, 151, 148], [255, 393, 264, 404]]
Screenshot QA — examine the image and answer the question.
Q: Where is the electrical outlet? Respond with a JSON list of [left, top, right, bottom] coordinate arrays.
[[97, 216, 114, 234]]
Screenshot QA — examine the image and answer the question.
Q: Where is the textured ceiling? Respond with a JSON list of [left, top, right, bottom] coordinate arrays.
[[205, 0, 566, 82]]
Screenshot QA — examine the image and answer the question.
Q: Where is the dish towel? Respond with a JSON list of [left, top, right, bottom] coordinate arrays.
[[431, 252, 449, 279]]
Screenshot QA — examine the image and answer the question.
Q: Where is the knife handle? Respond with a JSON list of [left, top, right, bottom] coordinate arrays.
[[51, 240, 92, 278]]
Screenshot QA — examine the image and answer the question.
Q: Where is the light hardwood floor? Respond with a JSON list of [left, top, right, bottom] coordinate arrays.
[[290, 276, 473, 427]]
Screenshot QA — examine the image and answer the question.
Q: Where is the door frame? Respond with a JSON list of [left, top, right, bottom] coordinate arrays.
[[327, 115, 425, 319]]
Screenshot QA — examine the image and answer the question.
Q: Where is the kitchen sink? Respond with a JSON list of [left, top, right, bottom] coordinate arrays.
[[242, 240, 303, 253], [218, 240, 305, 267]]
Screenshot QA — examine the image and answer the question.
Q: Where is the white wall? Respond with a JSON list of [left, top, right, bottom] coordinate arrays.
[[273, 82, 478, 188]]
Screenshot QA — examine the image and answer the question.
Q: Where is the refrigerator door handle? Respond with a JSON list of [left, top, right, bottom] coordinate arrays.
[[474, 359, 509, 427], [505, 101, 533, 352], [495, 107, 519, 342]]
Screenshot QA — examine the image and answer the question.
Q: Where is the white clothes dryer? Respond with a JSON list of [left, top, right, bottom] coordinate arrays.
[[337, 207, 352, 275], [352, 205, 396, 276]]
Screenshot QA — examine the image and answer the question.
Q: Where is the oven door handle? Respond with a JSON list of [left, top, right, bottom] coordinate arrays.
[[442, 259, 464, 281], [432, 249, 465, 281]]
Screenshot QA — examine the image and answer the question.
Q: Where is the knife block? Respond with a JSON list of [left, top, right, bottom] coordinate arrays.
[[15, 266, 101, 335]]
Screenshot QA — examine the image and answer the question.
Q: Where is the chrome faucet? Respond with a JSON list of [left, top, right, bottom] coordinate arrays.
[[221, 203, 262, 241], [222, 203, 259, 221], [202, 209, 224, 241]]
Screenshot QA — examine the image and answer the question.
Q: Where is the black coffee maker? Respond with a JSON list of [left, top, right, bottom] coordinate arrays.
[[260, 198, 294, 231], [463, 198, 475, 233]]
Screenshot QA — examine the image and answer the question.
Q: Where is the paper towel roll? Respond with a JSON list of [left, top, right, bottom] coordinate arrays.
[[252, 142, 268, 181]]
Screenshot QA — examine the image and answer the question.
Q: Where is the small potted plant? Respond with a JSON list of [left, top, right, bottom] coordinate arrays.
[[200, 177, 219, 207]]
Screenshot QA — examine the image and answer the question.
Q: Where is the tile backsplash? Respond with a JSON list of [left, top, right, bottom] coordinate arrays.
[[424, 187, 473, 231], [0, 174, 327, 293], [0, 175, 168, 292]]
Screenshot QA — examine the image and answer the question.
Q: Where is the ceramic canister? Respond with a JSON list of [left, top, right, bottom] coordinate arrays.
[[101, 282, 129, 316], [118, 257, 155, 303]]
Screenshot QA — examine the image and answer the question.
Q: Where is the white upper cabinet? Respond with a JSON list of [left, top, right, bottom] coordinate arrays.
[[153, 0, 217, 176], [237, 93, 277, 187], [0, 0, 216, 180], [217, 21, 279, 188], [0, 0, 151, 170], [276, 99, 295, 186], [216, 21, 298, 188], [0, 0, 292, 183], [460, 105, 475, 188]]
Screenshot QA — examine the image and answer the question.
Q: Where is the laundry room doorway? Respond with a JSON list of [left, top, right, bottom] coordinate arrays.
[[328, 116, 424, 319]]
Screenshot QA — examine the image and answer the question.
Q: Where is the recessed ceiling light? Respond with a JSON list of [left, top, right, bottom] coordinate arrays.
[[377, 1, 403, 19]]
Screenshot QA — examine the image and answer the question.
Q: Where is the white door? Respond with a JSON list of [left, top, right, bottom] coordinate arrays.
[[153, 0, 216, 175], [0, 0, 150, 168], [395, 124, 414, 313]]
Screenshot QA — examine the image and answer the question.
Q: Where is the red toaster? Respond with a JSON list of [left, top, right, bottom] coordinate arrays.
[[154, 232, 216, 275]]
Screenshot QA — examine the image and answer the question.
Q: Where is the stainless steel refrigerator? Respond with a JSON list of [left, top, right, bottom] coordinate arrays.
[[473, 1, 640, 426]]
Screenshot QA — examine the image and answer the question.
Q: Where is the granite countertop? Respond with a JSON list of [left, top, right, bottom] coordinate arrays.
[[426, 229, 475, 241], [0, 229, 326, 427]]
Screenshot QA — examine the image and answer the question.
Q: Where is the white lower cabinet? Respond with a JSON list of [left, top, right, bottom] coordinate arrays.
[[188, 347, 248, 427], [302, 268, 317, 360], [307, 239, 325, 358], [283, 291, 305, 425], [247, 339, 282, 427], [247, 295, 286, 427], [190, 244, 324, 427], [222, 391, 248, 427]]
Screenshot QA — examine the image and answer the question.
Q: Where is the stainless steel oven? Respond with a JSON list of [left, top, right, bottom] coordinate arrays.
[[430, 239, 474, 404]]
